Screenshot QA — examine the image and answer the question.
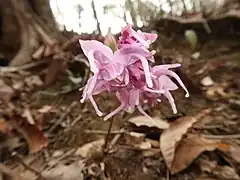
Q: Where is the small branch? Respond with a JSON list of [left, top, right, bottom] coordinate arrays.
[[0, 59, 48, 74], [203, 134, 240, 139], [48, 101, 78, 133], [103, 117, 115, 154], [0, 163, 18, 180], [108, 128, 125, 150], [84, 129, 127, 135], [13, 154, 44, 179]]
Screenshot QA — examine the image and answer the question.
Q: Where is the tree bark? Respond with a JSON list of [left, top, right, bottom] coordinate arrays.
[[126, 0, 138, 27], [0, 0, 63, 66], [91, 0, 102, 35], [181, 0, 187, 13]]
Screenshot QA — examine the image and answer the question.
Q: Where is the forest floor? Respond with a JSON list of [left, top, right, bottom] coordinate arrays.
[[0, 22, 239, 180]]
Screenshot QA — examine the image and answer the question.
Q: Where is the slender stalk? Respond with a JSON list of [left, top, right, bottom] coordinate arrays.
[[103, 117, 115, 154]]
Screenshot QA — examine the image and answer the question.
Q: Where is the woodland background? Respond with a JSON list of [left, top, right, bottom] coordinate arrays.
[[0, 0, 239, 180]]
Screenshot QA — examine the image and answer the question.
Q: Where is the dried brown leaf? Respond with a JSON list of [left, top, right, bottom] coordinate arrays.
[[45, 59, 66, 85], [75, 139, 104, 158], [128, 116, 169, 129], [0, 79, 15, 102], [25, 75, 43, 88], [213, 165, 240, 180], [201, 76, 214, 86], [225, 145, 240, 163], [0, 119, 12, 134], [170, 135, 229, 174], [37, 105, 56, 113], [160, 109, 212, 173], [9, 115, 48, 153], [200, 159, 240, 180]]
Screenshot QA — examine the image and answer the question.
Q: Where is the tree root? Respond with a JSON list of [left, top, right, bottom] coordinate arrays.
[[9, 0, 64, 66]]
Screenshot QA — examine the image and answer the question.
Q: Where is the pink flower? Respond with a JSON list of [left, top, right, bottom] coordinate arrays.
[[118, 24, 158, 49], [79, 40, 124, 116], [104, 88, 153, 121], [151, 64, 189, 114], [79, 25, 189, 121], [114, 44, 155, 88]]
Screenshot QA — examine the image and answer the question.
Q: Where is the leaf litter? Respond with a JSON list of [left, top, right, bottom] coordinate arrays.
[[0, 16, 240, 180]]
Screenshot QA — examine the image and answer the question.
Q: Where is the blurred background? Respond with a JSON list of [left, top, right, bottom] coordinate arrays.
[[0, 1, 239, 179], [50, 0, 227, 35]]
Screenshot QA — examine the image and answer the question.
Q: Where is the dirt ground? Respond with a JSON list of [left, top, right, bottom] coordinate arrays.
[[0, 21, 239, 180]]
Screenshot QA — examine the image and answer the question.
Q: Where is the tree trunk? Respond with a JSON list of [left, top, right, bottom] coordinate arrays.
[[91, 0, 102, 35], [126, 0, 138, 27], [181, 0, 187, 13], [167, 0, 173, 15], [0, 0, 64, 66]]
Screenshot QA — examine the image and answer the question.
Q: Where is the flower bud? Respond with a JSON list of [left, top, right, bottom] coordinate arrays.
[[104, 33, 117, 52]]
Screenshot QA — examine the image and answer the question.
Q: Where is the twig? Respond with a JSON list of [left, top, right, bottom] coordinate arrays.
[[61, 35, 81, 50], [84, 129, 127, 135], [38, 84, 82, 97], [203, 134, 240, 139], [117, 144, 159, 151], [0, 59, 48, 73], [13, 154, 44, 179], [103, 117, 115, 154], [70, 114, 82, 126], [166, 168, 170, 180], [108, 128, 125, 150], [44, 149, 75, 171], [48, 101, 78, 133], [0, 163, 18, 180]]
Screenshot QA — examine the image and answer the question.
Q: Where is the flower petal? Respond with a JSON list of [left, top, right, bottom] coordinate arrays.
[[89, 96, 103, 116], [164, 90, 177, 114], [80, 40, 113, 73], [152, 68, 189, 97], [131, 54, 153, 88], [158, 75, 178, 91], [100, 63, 124, 81]]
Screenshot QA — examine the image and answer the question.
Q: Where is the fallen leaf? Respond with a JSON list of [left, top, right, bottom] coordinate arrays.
[[200, 159, 240, 180], [128, 116, 169, 129], [37, 105, 55, 113], [75, 139, 104, 158], [170, 135, 229, 174], [201, 76, 214, 86], [142, 149, 161, 157], [138, 141, 152, 149], [213, 165, 240, 180], [43, 160, 84, 180], [52, 150, 64, 158], [22, 108, 35, 125], [25, 75, 43, 87], [160, 109, 211, 173], [191, 52, 200, 60], [0, 119, 12, 134], [9, 115, 48, 153], [145, 138, 160, 148], [12, 80, 24, 90], [0, 79, 15, 102], [196, 175, 218, 180], [206, 83, 233, 100], [224, 145, 240, 163]]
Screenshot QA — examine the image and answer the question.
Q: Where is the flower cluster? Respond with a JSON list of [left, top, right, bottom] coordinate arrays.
[[80, 24, 189, 121]]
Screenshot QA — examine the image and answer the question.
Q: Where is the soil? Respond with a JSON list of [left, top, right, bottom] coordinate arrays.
[[0, 21, 240, 180]]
